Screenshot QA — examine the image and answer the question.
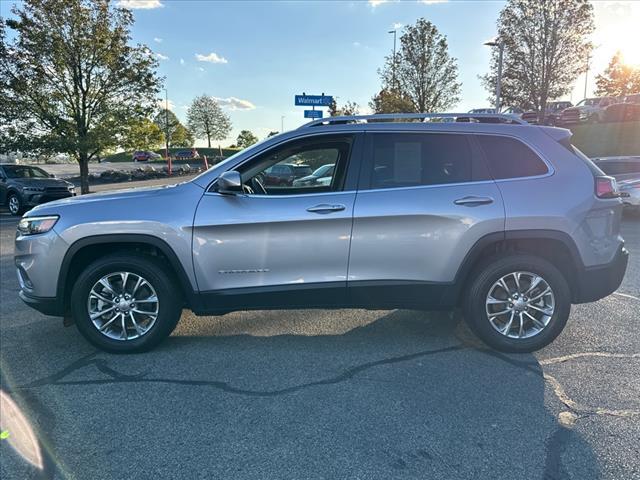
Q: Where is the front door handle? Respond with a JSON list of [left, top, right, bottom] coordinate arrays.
[[454, 196, 494, 206], [306, 204, 346, 214]]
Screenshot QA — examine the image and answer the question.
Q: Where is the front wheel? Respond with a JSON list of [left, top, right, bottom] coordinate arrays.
[[71, 253, 182, 353], [8, 193, 24, 216], [463, 254, 571, 353]]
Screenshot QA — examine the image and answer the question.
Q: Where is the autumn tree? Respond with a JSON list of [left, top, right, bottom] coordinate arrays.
[[375, 19, 461, 113], [595, 51, 640, 97], [0, 0, 162, 193], [236, 130, 259, 149], [482, 0, 594, 116], [369, 89, 415, 114], [328, 99, 360, 116], [187, 94, 231, 149]]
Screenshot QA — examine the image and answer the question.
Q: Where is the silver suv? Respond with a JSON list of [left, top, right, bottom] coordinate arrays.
[[15, 113, 629, 353]]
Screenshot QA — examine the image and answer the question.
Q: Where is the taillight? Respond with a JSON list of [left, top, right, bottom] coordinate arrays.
[[595, 176, 619, 199]]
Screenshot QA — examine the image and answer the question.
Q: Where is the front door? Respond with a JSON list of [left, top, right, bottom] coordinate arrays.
[[192, 133, 362, 310]]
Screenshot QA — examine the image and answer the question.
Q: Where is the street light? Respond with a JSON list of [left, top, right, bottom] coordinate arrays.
[[388, 29, 397, 90], [484, 37, 504, 113]]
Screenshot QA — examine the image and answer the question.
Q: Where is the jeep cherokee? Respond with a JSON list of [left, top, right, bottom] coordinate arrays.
[[15, 113, 629, 353]]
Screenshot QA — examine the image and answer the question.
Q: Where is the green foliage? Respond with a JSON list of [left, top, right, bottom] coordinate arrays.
[[172, 123, 194, 148], [369, 89, 415, 114], [187, 94, 231, 148], [328, 99, 360, 116], [122, 118, 164, 151], [570, 121, 640, 158], [236, 130, 259, 149], [0, 0, 162, 193], [595, 52, 640, 98], [482, 0, 595, 111], [376, 19, 461, 112]]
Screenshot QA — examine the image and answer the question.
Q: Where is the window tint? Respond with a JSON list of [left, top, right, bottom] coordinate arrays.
[[238, 135, 353, 195], [476, 135, 548, 179], [367, 133, 477, 189]]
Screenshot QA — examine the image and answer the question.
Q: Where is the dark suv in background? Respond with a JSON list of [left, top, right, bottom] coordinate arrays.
[[522, 101, 573, 125], [263, 163, 313, 186], [0, 164, 76, 215]]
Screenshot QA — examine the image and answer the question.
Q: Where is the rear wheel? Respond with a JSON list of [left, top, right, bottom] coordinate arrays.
[[71, 253, 182, 353], [463, 254, 571, 353]]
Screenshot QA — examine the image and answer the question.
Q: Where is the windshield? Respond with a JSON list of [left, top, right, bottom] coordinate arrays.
[[312, 164, 334, 177], [2, 165, 50, 178]]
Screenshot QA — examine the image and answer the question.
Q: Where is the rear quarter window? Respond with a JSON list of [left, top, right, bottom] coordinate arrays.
[[476, 135, 549, 179]]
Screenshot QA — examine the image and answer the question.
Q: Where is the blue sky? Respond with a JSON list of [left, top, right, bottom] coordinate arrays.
[[3, 0, 638, 146]]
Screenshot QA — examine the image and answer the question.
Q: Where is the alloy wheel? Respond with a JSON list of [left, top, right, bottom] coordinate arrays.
[[8, 196, 20, 215], [485, 271, 555, 339], [87, 272, 160, 341]]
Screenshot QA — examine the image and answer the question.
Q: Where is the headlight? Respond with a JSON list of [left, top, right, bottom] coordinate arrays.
[[17, 216, 59, 235], [68, 185, 76, 192]]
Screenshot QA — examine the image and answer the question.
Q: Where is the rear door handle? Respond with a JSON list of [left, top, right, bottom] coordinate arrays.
[[454, 196, 494, 206], [306, 204, 346, 214]]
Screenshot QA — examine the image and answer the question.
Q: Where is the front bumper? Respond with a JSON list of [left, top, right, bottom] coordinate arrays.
[[23, 191, 74, 207], [574, 246, 629, 303], [19, 290, 64, 317]]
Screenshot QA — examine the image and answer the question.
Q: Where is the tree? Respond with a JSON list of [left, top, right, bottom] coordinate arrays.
[[482, 0, 594, 116], [122, 118, 164, 151], [376, 19, 461, 113], [595, 51, 640, 97], [236, 130, 259, 149], [369, 89, 415, 114], [0, 0, 161, 193], [172, 124, 194, 148], [154, 108, 179, 152], [328, 99, 360, 116], [187, 94, 231, 149]]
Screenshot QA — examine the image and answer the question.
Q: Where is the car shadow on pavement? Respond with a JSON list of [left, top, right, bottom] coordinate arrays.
[[2, 307, 601, 480]]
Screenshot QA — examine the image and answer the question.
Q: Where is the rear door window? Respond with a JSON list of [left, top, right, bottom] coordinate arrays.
[[475, 135, 549, 179], [362, 133, 488, 190]]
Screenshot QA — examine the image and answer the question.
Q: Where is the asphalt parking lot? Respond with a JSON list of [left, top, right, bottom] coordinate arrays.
[[0, 191, 639, 479]]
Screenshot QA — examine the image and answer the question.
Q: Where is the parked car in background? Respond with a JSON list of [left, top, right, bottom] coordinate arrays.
[[603, 93, 640, 122], [263, 163, 313, 186], [468, 108, 497, 114], [132, 150, 162, 162], [15, 113, 628, 354], [522, 101, 573, 125], [618, 179, 640, 215], [0, 164, 76, 215], [593, 156, 640, 183], [293, 163, 335, 187], [174, 148, 200, 160], [500, 106, 525, 119], [559, 97, 617, 125]]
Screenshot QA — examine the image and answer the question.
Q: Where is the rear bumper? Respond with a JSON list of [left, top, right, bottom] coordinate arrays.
[[19, 290, 64, 317], [574, 246, 629, 303]]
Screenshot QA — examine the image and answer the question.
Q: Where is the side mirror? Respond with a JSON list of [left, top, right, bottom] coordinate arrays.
[[217, 170, 243, 195]]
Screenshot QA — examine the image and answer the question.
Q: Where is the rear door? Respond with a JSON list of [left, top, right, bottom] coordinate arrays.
[[348, 131, 505, 307]]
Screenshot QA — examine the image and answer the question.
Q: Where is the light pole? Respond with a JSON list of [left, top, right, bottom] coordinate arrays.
[[584, 53, 591, 99], [281, 116, 285, 133], [388, 29, 397, 90], [165, 88, 172, 175], [484, 37, 504, 112]]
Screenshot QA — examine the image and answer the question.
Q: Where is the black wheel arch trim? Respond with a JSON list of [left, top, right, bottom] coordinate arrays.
[[57, 234, 198, 311], [446, 229, 585, 305]]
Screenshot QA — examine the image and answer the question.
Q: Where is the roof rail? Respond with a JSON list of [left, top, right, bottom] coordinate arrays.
[[299, 112, 529, 128]]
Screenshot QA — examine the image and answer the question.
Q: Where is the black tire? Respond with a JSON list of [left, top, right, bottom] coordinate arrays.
[[70, 253, 182, 353], [463, 254, 571, 353], [7, 192, 24, 216]]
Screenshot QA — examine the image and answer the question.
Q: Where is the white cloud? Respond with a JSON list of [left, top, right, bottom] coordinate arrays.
[[153, 37, 163, 43], [214, 97, 256, 111], [392, 22, 403, 29], [198, 67, 205, 72], [156, 52, 169, 60], [368, 0, 389, 6], [117, 0, 163, 9], [353, 41, 361, 47], [180, 58, 185, 65], [419, 0, 448, 4], [195, 52, 228, 64]]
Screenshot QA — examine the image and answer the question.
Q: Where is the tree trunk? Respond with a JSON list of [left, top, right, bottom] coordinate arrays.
[[218, 144, 222, 157], [78, 152, 90, 194], [207, 134, 211, 149]]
